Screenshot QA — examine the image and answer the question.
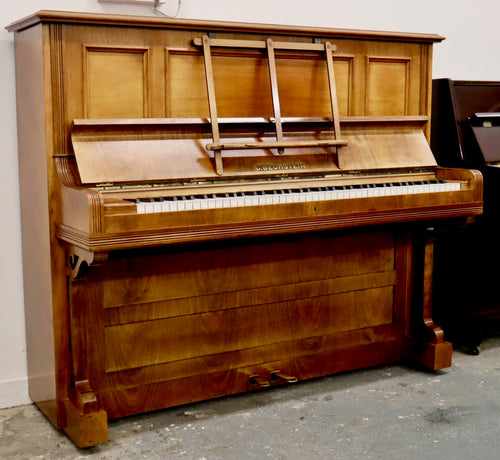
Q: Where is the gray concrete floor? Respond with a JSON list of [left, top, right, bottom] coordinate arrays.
[[1, 336, 500, 459]]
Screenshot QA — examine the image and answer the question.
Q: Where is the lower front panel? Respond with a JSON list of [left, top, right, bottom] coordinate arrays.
[[68, 228, 413, 419]]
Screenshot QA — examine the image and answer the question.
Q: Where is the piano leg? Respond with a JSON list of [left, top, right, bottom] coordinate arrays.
[[64, 248, 109, 448], [413, 229, 452, 370], [63, 399, 108, 448], [463, 335, 481, 356]]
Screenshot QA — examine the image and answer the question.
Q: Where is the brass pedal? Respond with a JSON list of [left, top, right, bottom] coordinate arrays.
[[270, 370, 298, 383], [249, 374, 270, 387]]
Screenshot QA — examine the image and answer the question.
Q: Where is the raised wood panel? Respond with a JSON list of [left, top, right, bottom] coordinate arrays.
[[277, 55, 352, 117], [104, 286, 395, 372], [102, 272, 396, 325], [166, 50, 273, 118], [166, 50, 352, 118], [100, 231, 395, 308], [333, 57, 353, 116], [365, 57, 411, 116], [84, 46, 151, 118], [104, 324, 401, 392], [166, 49, 207, 117]]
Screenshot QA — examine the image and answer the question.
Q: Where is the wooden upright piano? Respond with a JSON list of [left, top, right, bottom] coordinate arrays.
[[7, 11, 482, 447], [431, 79, 500, 353]]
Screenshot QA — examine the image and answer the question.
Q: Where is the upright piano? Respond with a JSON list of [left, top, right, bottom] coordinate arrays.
[[7, 11, 482, 447], [431, 79, 500, 353]]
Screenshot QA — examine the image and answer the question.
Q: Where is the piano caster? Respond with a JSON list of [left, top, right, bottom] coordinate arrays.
[[464, 343, 480, 355], [270, 370, 298, 383]]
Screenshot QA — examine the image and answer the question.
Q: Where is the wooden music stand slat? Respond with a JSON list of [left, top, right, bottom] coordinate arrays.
[[200, 36, 224, 175], [196, 35, 347, 175], [266, 38, 285, 154]]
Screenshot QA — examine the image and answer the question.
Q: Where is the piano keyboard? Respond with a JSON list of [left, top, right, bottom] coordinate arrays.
[[135, 180, 461, 214]]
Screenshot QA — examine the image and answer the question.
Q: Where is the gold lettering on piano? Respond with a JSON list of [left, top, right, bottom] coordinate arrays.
[[255, 162, 307, 171]]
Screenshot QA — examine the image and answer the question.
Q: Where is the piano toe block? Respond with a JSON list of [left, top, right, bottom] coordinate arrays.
[[415, 340, 453, 371], [63, 400, 108, 448]]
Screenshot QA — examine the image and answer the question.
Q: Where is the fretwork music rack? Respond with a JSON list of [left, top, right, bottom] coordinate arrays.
[[193, 35, 348, 174]]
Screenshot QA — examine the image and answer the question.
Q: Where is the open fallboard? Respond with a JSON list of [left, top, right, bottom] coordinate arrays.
[[70, 117, 438, 185]]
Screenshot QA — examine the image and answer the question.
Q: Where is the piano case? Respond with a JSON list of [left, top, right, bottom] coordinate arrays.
[[7, 12, 482, 447]]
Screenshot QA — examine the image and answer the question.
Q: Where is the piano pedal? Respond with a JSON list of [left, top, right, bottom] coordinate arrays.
[[249, 374, 270, 388], [270, 370, 298, 383]]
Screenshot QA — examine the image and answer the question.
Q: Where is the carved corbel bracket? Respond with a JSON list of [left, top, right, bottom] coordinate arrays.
[[67, 246, 108, 280], [421, 228, 445, 344], [73, 379, 100, 414], [414, 227, 453, 371]]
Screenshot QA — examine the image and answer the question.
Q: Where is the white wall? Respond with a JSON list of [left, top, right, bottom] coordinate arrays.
[[1, 0, 499, 409]]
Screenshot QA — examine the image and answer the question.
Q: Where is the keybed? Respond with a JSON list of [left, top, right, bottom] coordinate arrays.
[[134, 180, 461, 214]]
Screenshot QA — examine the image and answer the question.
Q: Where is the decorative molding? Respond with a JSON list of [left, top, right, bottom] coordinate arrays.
[[365, 56, 411, 116], [50, 24, 67, 157], [67, 246, 108, 280], [82, 45, 152, 118]]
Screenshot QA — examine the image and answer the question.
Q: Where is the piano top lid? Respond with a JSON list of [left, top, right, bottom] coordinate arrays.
[[5, 10, 445, 44]]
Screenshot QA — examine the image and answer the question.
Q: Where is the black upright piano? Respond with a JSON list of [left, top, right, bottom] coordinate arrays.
[[431, 78, 500, 354]]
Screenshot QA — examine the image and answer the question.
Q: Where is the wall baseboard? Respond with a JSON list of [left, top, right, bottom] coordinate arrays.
[[0, 377, 31, 409]]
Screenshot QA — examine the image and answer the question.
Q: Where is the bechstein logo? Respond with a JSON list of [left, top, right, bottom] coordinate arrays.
[[255, 162, 307, 171]]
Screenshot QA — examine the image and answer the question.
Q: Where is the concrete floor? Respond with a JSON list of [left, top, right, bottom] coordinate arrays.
[[1, 336, 500, 460]]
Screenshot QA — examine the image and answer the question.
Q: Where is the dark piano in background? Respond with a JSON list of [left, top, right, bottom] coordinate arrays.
[[431, 79, 500, 354]]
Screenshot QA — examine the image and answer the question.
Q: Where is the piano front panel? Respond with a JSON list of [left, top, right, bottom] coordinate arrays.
[[59, 22, 431, 137], [68, 229, 411, 418]]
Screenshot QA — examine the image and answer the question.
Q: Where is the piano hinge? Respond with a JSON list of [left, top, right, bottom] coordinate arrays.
[[409, 167, 435, 174], [95, 183, 115, 189]]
